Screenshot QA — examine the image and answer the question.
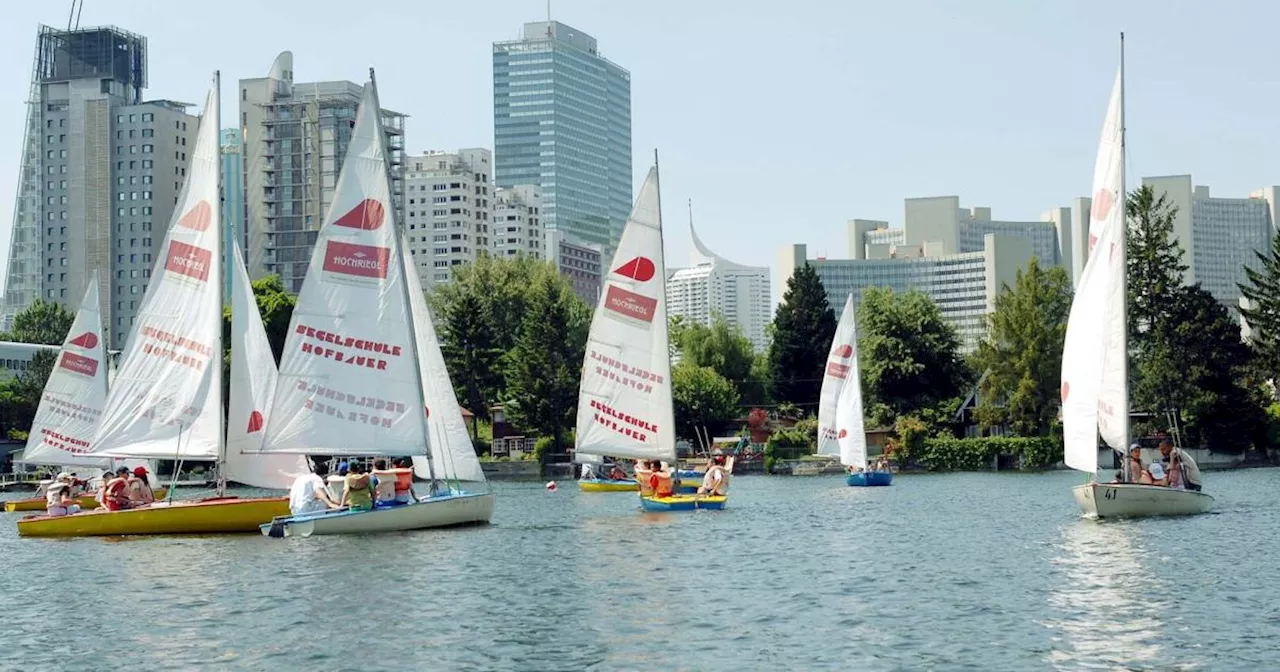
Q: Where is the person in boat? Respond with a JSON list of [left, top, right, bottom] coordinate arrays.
[[698, 453, 729, 496], [1159, 440, 1203, 492], [606, 463, 628, 482], [288, 462, 341, 516], [649, 461, 674, 498], [102, 467, 134, 511], [873, 456, 891, 472], [1146, 461, 1169, 486], [1122, 444, 1144, 483], [127, 466, 155, 507], [390, 458, 417, 504], [45, 481, 81, 517], [371, 459, 397, 504], [580, 463, 599, 480], [341, 461, 374, 512], [635, 460, 654, 496]]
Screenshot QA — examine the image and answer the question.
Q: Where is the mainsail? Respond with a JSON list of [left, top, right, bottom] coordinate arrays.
[[574, 167, 675, 463], [1062, 67, 1128, 474], [258, 82, 429, 457], [223, 239, 307, 488], [19, 275, 111, 468], [817, 294, 867, 469], [91, 84, 224, 460]]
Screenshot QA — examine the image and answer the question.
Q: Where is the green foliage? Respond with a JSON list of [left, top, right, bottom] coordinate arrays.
[[501, 270, 591, 457], [1, 299, 76, 345], [768, 263, 837, 406], [858, 287, 969, 427], [764, 426, 815, 472], [1127, 185, 1188, 339], [973, 258, 1073, 436], [918, 436, 1063, 471], [671, 362, 740, 441], [433, 256, 561, 428], [1239, 227, 1280, 385], [671, 314, 766, 405], [533, 436, 556, 464], [892, 414, 928, 465]]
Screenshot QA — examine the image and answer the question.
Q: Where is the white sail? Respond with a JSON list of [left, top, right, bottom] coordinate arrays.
[[19, 275, 112, 468], [223, 240, 307, 488], [400, 242, 486, 482], [817, 294, 867, 469], [258, 83, 428, 457], [574, 167, 675, 463], [1062, 67, 1127, 473], [91, 84, 224, 460]]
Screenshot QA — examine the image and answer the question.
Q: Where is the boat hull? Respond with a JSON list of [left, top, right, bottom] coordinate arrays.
[[579, 478, 638, 492], [262, 490, 494, 537], [4, 488, 170, 513], [1073, 482, 1214, 519], [16, 496, 289, 537], [847, 471, 893, 487], [639, 494, 727, 512]]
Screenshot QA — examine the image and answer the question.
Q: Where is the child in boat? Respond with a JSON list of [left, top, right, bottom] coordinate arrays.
[[698, 454, 729, 496], [103, 467, 132, 511], [635, 461, 654, 496], [391, 458, 417, 503], [341, 462, 374, 512], [45, 482, 81, 516]]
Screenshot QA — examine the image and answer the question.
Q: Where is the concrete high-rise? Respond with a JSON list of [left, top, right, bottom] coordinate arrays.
[[492, 185, 544, 261], [493, 21, 631, 258], [239, 52, 405, 293], [667, 219, 772, 352], [1, 25, 196, 347], [402, 149, 493, 288]]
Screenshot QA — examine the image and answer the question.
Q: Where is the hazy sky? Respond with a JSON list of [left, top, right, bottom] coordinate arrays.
[[2, 0, 1279, 287]]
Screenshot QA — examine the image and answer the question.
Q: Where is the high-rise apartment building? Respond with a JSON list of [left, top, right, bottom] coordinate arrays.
[[1, 25, 196, 347], [402, 149, 493, 287], [546, 229, 602, 305], [219, 127, 245, 296], [493, 21, 632, 257], [239, 52, 405, 293], [667, 221, 771, 352], [492, 185, 544, 261]]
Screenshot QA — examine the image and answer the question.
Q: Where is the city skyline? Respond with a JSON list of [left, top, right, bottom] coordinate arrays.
[[3, 1, 1280, 290]]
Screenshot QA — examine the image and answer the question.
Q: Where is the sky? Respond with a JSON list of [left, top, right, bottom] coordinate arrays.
[[2, 0, 1280, 288]]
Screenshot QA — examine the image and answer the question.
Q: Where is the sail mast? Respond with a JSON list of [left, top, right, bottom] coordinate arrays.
[[214, 70, 228, 494], [367, 67, 437, 485], [1117, 33, 1130, 451]]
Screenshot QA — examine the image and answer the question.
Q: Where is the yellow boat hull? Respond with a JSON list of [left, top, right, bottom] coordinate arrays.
[[578, 479, 639, 492], [16, 496, 288, 537], [4, 489, 169, 512]]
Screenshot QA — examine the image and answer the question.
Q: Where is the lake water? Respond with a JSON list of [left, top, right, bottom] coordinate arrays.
[[2, 469, 1278, 670]]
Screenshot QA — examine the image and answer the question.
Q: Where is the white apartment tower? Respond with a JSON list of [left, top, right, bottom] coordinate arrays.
[[493, 185, 544, 261], [1, 26, 196, 347], [239, 52, 405, 293], [402, 149, 492, 287], [667, 218, 772, 352]]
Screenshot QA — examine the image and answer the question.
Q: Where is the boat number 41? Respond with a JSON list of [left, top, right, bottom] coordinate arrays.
[[1102, 488, 1117, 500]]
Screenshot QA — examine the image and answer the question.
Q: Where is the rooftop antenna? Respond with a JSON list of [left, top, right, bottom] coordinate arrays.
[[74, 0, 84, 29], [547, 0, 551, 21]]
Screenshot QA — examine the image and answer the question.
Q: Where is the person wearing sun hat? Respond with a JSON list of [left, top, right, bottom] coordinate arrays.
[[1146, 461, 1169, 486], [127, 465, 155, 506]]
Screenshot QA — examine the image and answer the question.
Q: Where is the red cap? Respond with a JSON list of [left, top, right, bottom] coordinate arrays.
[[133, 466, 148, 477]]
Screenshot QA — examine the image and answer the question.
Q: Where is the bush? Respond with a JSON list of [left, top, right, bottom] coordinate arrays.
[[892, 415, 928, 466], [533, 436, 556, 464], [918, 436, 1062, 471], [764, 427, 814, 472]]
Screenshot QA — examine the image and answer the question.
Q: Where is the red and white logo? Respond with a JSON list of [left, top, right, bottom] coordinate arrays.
[[177, 200, 213, 231], [165, 240, 212, 282], [246, 410, 264, 433], [604, 284, 658, 323], [1060, 381, 1070, 402], [59, 351, 99, 377], [333, 199, 386, 230], [834, 343, 853, 359], [613, 256, 655, 282], [1091, 188, 1114, 222], [323, 241, 389, 279], [68, 331, 98, 349], [826, 361, 850, 379], [838, 428, 848, 439]]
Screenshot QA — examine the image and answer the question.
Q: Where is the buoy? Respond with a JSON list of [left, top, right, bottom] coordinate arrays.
[[545, 481, 557, 491]]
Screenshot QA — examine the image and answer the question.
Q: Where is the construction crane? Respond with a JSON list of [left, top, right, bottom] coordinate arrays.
[[66, 0, 84, 31]]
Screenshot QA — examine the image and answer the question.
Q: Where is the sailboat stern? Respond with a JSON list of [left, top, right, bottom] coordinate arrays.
[[1073, 482, 1214, 519]]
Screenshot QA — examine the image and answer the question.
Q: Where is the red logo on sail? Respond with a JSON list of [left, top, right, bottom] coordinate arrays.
[[177, 200, 212, 231], [165, 240, 212, 282], [334, 199, 386, 230], [1060, 381, 1070, 402], [613, 256, 655, 282], [246, 410, 264, 433], [604, 285, 657, 323], [1091, 189, 1114, 221], [68, 331, 98, 349], [58, 351, 99, 377], [826, 362, 850, 379], [834, 344, 853, 359], [838, 429, 848, 439], [323, 241, 389, 279]]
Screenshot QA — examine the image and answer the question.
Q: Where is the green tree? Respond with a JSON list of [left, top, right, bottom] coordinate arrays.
[[768, 263, 836, 406], [0, 349, 57, 439], [2, 299, 75, 345], [1127, 185, 1187, 340], [671, 314, 765, 405], [973, 258, 1073, 436], [221, 275, 296, 365], [858, 287, 968, 427], [501, 271, 591, 459], [1238, 228, 1280, 384], [671, 362, 741, 441]]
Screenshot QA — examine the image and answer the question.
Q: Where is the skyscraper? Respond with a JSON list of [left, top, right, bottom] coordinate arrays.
[[1, 25, 196, 347], [401, 148, 494, 288], [239, 52, 405, 293], [493, 21, 631, 259], [667, 219, 772, 353], [220, 127, 245, 296]]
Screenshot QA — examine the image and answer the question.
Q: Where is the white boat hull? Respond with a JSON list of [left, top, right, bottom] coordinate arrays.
[[263, 490, 493, 537], [1073, 482, 1213, 519]]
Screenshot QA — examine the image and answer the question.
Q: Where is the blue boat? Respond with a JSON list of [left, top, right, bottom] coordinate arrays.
[[846, 470, 893, 487], [639, 494, 726, 512]]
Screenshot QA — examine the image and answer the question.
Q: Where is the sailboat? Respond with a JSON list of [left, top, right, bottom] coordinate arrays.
[[1062, 36, 1213, 518], [575, 450, 639, 493], [17, 76, 295, 537], [254, 72, 493, 537], [574, 159, 724, 512], [817, 295, 890, 487], [4, 275, 168, 512]]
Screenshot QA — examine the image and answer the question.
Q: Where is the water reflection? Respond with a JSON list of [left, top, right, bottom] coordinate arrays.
[[1044, 519, 1170, 668]]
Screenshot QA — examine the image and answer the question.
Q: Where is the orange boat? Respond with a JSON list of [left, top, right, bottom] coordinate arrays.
[[16, 496, 288, 537], [4, 488, 169, 513]]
